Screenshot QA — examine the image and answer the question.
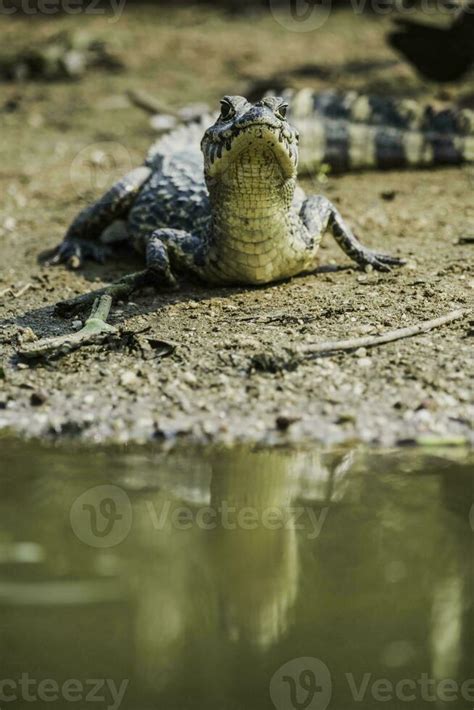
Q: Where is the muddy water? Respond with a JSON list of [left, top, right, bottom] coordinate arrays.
[[0, 440, 472, 709]]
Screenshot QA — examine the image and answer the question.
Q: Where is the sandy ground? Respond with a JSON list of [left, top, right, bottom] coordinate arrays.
[[0, 6, 473, 445]]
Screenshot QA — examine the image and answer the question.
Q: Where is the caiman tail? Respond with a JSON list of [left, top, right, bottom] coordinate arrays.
[[281, 88, 474, 174]]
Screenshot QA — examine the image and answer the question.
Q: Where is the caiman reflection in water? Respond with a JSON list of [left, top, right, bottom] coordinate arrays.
[[0, 442, 472, 709]]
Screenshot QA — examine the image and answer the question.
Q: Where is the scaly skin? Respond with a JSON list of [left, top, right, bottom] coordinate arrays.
[[50, 95, 404, 312]]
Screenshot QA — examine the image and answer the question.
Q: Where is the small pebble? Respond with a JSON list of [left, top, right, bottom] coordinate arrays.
[[30, 390, 48, 407], [275, 414, 300, 431], [182, 371, 198, 386], [17, 327, 37, 344], [336, 412, 356, 424], [120, 371, 138, 388], [150, 114, 178, 132], [356, 325, 374, 335], [3, 217, 16, 231]]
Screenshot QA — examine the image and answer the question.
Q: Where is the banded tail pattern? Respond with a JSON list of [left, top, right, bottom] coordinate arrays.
[[280, 88, 474, 173]]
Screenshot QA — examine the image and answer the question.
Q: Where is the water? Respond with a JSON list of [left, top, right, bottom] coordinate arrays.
[[0, 439, 472, 710]]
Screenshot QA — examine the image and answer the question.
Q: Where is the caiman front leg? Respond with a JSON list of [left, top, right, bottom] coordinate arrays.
[[301, 195, 405, 272], [49, 166, 152, 269], [55, 227, 206, 317]]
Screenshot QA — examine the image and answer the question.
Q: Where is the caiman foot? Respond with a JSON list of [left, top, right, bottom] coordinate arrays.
[[46, 238, 111, 270], [357, 248, 406, 272]]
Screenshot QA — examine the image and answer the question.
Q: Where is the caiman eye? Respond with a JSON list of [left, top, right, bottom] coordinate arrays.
[[276, 102, 288, 119], [220, 99, 235, 121]]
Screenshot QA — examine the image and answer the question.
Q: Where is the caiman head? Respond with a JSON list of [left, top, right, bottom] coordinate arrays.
[[201, 95, 299, 210]]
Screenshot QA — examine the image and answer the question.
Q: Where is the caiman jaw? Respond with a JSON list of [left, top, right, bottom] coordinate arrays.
[[204, 122, 298, 182]]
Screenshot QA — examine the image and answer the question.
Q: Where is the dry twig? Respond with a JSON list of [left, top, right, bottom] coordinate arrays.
[[19, 295, 116, 360], [127, 89, 179, 117], [299, 309, 471, 357]]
